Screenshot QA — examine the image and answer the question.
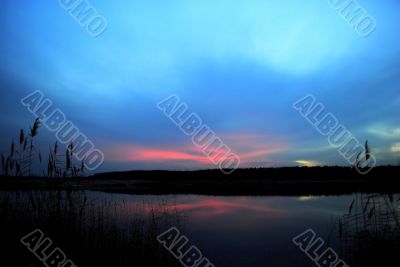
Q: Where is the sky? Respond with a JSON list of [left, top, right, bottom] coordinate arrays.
[[0, 0, 399, 173]]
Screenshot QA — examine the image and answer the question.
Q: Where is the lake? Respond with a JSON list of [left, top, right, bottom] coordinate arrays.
[[1, 191, 399, 267]]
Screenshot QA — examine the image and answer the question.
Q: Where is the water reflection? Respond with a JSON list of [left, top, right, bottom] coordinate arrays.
[[2, 191, 398, 267], [85, 192, 354, 267]]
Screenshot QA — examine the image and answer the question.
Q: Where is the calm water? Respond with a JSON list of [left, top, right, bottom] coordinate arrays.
[[3, 190, 398, 267], [85, 192, 354, 267]]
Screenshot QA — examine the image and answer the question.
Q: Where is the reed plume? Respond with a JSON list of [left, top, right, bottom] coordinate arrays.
[[28, 118, 41, 175]]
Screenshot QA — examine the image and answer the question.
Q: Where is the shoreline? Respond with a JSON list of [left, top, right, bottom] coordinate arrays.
[[1, 166, 399, 196]]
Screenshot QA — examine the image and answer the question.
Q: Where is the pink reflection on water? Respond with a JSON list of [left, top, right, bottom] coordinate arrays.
[[175, 198, 284, 218], [126, 196, 286, 219]]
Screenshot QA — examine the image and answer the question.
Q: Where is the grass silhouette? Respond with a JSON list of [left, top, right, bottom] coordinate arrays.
[[0, 190, 183, 267], [1, 119, 85, 178], [337, 193, 400, 266]]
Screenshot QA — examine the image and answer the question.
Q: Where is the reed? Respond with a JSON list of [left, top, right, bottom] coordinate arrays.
[[337, 193, 400, 266], [355, 140, 372, 171], [0, 190, 183, 267], [2, 119, 86, 178], [28, 118, 41, 176]]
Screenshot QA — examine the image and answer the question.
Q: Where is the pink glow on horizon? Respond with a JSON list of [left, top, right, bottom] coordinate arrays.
[[104, 131, 289, 167], [106, 145, 210, 163]]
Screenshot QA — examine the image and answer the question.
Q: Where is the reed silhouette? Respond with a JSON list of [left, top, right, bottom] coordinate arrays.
[[337, 193, 400, 266], [1, 119, 85, 178], [355, 140, 373, 171], [1, 120, 399, 197], [0, 190, 183, 267]]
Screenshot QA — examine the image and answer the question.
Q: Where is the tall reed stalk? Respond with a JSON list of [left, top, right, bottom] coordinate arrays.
[[28, 118, 40, 176], [2, 118, 85, 178]]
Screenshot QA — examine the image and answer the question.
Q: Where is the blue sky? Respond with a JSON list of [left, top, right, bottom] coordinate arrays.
[[1, 0, 399, 172]]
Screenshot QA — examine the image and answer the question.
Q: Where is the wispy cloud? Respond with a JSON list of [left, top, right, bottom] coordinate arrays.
[[295, 160, 320, 167], [390, 143, 400, 153], [103, 131, 288, 168], [368, 126, 400, 139]]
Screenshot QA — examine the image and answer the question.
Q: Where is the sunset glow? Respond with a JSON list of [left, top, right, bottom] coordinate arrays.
[[1, 0, 399, 172]]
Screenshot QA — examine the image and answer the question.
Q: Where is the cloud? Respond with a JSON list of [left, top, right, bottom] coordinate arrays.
[[390, 143, 400, 153], [1, 0, 400, 170], [103, 131, 288, 168], [295, 160, 320, 167], [297, 196, 319, 201], [368, 126, 400, 139]]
